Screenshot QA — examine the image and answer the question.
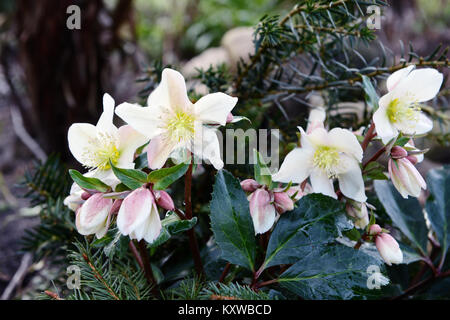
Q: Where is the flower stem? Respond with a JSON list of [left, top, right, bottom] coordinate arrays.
[[185, 156, 205, 277], [137, 240, 160, 298], [219, 263, 232, 283], [362, 146, 386, 170], [361, 121, 376, 151]]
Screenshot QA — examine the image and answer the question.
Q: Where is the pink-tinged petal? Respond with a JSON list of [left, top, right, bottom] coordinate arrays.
[[67, 123, 98, 166], [376, 233, 403, 266], [306, 107, 326, 134], [96, 93, 118, 135], [389, 159, 409, 198], [146, 135, 178, 170], [115, 102, 163, 139], [390, 146, 408, 159], [337, 155, 367, 202], [77, 193, 113, 236], [249, 189, 276, 234], [373, 94, 398, 145], [394, 68, 443, 103], [194, 92, 238, 126], [328, 128, 363, 162], [272, 148, 314, 184], [402, 158, 427, 191], [386, 65, 415, 92], [310, 169, 337, 199], [273, 191, 294, 213], [240, 179, 260, 192], [117, 187, 153, 235], [148, 68, 192, 113], [117, 125, 149, 168], [285, 185, 304, 201]]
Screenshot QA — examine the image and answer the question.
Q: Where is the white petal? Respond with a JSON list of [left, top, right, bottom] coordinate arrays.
[[310, 169, 337, 199], [115, 102, 163, 139], [117, 125, 149, 168], [337, 155, 367, 202], [68, 123, 98, 166], [272, 148, 314, 183], [194, 92, 238, 126], [148, 68, 192, 112], [96, 93, 117, 135], [373, 95, 398, 145], [143, 205, 162, 243], [328, 128, 363, 162], [302, 127, 329, 148], [146, 135, 178, 169], [413, 113, 433, 135], [191, 126, 223, 170], [394, 68, 443, 102], [386, 65, 415, 92]]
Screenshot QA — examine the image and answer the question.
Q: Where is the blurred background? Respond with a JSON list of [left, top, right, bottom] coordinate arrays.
[[0, 0, 448, 299]]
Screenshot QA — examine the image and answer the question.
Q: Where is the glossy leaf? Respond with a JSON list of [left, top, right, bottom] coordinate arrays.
[[110, 162, 148, 190], [262, 194, 350, 270], [210, 170, 257, 271], [69, 169, 110, 192], [147, 163, 189, 190], [279, 244, 388, 299]]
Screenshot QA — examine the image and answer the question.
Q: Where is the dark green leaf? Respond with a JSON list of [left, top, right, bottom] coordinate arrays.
[[279, 244, 387, 299], [110, 162, 148, 190], [149, 212, 197, 248], [69, 169, 110, 192], [426, 166, 450, 260], [374, 180, 428, 255], [147, 163, 189, 190], [210, 170, 257, 271], [134, 152, 148, 169], [262, 194, 350, 270]]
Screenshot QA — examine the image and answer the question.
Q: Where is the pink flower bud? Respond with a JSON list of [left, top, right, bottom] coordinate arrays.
[[388, 158, 426, 199], [346, 201, 369, 229], [154, 190, 175, 211], [273, 191, 294, 214], [248, 188, 276, 235], [369, 224, 382, 236], [117, 187, 162, 244], [406, 155, 418, 165], [240, 179, 260, 192], [390, 146, 408, 159], [375, 233, 403, 266], [81, 192, 92, 200], [76, 193, 113, 239], [226, 113, 234, 123]]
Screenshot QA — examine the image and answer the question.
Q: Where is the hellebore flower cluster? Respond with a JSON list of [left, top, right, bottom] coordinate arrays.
[[369, 224, 403, 266], [64, 68, 238, 244], [241, 179, 306, 234]]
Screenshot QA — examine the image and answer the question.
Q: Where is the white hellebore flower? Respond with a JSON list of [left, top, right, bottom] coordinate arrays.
[[117, 187, 162, 244], [373, 66, 443, 144], [68, 93, 148, 182], [115, 68, 238, 170], [272, 127, 366, 202]]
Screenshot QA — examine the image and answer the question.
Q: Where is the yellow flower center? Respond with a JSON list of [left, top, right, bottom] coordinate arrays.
[[166, 110, 195, 142], [81, 132, 120, 170], [386, 98, 421, 124], [313, 145, 340, 178]]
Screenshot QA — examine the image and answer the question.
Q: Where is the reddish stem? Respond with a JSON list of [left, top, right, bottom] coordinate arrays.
[[184, 156, 205, 277], [362, 146, 386, 170], [137, 240, 160, 297], [219, 263, 232, 283], [361, 121, 376, 151]]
